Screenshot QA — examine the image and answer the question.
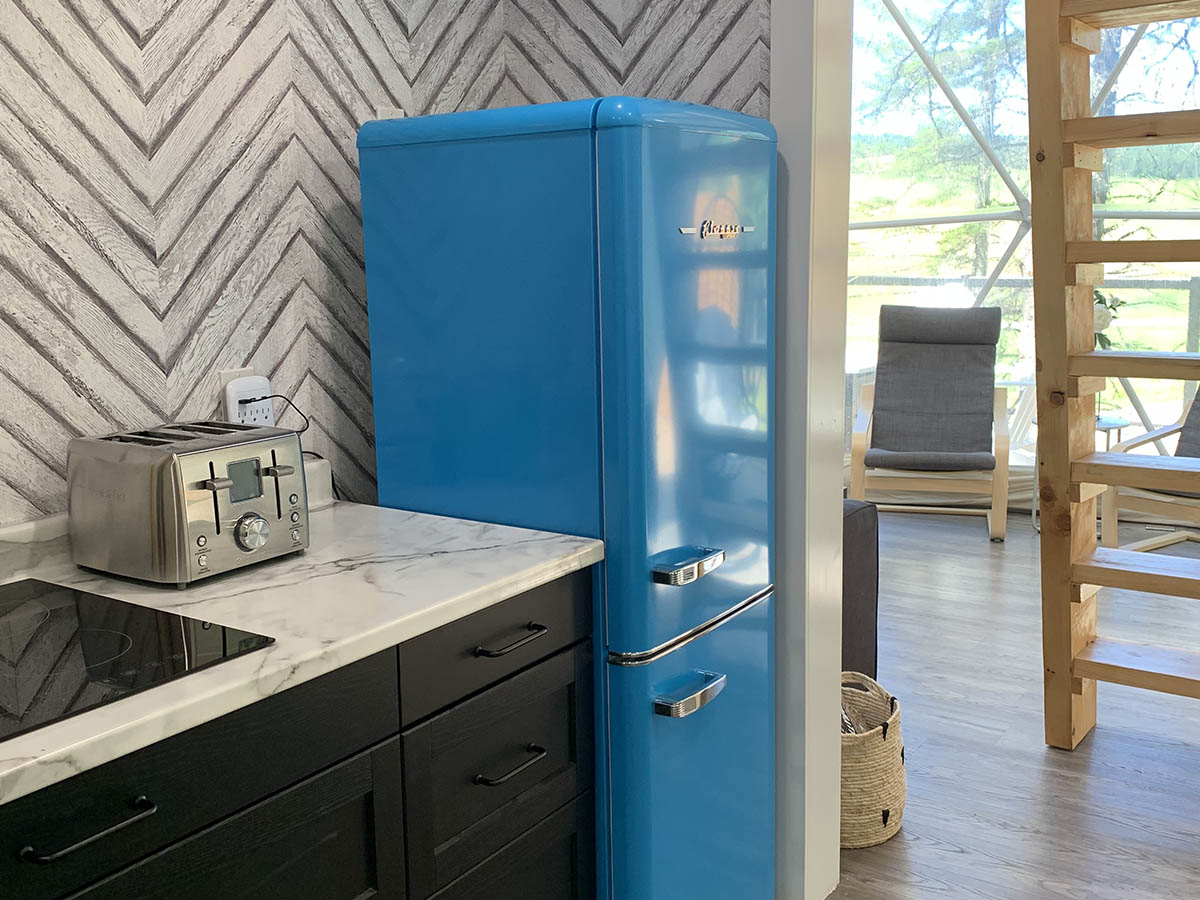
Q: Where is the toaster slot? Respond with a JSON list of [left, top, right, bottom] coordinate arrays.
[[102, 434, 171, 446], [208, 462, 222, 535], [198, 421, 258, 431], [270, 450, 282, 520], [132, 429, 195, 441], [172, 423, 233, 435]]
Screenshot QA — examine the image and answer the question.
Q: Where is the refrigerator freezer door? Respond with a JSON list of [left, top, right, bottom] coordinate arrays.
[[596, 104, 776, 653], [606, 590, 773, 900]]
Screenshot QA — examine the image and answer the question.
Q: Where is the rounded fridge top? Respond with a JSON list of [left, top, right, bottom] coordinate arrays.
[[356, 97, 777, 150]]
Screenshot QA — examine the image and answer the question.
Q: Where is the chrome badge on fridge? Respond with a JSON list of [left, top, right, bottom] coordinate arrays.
[[67, 422, 308, 587]]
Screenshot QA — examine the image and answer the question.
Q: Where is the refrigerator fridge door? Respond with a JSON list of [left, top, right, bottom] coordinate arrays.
[[606, 589, 773, 900], [595, 99, 776, 654]]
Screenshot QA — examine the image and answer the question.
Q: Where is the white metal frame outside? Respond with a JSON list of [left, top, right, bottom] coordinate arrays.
[[855, 1, 1200, 449], [856, 4, 1200, 309]]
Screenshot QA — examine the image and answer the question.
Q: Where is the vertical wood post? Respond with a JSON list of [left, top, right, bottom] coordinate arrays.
[[1028, 6, 1099, 750]]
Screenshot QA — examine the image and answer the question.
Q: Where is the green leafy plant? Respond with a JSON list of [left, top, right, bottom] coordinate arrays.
[[1094, 289, 1125, 350]]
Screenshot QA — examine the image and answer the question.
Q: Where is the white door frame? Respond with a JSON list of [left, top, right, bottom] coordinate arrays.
[[772, 1, 853, 898]]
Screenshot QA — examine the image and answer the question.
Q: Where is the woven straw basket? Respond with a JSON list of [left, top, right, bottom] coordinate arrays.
[[840, 672, 906, 849]]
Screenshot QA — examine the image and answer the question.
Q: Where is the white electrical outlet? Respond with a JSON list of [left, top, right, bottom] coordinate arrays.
[[224, 374, 276, 426]]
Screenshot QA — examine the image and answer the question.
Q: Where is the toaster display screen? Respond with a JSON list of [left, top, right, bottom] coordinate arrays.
[[227, 458, 263, 503]]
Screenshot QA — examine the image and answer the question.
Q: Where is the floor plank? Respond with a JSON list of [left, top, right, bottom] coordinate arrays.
[[832, 513, 1200, 900]]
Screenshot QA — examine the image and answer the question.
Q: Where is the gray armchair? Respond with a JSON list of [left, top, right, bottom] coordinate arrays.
[[850, 305, 1009, 541], [1101, 394, 1200, 551]]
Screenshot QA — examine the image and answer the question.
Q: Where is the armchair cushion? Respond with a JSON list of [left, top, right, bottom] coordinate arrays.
[[1175, 400, 1200, 459], [1149, 398, 1200, 495], [864, 448, 996, 472], [870, 306, 1002, 458]]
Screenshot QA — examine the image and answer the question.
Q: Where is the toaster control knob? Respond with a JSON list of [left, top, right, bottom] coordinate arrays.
[[234, 514, 270, 552]]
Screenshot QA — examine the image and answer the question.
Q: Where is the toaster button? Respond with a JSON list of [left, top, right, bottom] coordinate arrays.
[[197, 535, 208, 548], [289, 493, 299, 505], [290, 529, 300, 543], [290, 511, 300, 523], [197, 554, 209, 568]]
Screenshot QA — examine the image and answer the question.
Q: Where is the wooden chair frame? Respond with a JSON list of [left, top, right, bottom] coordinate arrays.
[[1100, 395, 1200, 552], [850, 383, 1011, 541]]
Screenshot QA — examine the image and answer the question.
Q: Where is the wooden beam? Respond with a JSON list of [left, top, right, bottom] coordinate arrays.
[[864, 475, 993, 494], [1061, 0, 1200, 28], [1064, 142, 1104, 171], [1073, 546, 1200, 599], [1064, 108, 1200, 149], [1066, 263, 1105, 286], [1070, 350, 1200, 380], [1068, 374, 1107, 397], [1075, 637, 1200, 700], [1070, 482, 1108, 503], [1066, 239, 1200, 263], [1060, 16, 1103, 52], [1073, 452, 1200, 493], [1028, 0, 1098, 751], [1121, 493, 1200, 525]]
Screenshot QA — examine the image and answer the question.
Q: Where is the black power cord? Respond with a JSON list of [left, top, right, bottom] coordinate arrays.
[[239, 394, 310, 432], [238, 395, 342, 501]]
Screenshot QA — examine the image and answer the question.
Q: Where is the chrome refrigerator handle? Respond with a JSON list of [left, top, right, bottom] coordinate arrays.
[[653, 671, 727, 718], [650, 547, 726, 586]]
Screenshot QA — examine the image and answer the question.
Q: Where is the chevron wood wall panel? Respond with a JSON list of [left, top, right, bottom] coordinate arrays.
[[0, 0, 769, 527]]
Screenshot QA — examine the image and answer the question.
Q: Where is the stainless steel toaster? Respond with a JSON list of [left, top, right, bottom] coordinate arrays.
[[67, 421, 309, 586]]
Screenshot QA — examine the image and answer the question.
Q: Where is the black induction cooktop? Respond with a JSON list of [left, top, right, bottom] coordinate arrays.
[[0, 579, 273, 743]]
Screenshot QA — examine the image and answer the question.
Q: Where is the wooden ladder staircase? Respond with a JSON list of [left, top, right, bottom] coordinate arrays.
[[1029, 0, 1200, 750]]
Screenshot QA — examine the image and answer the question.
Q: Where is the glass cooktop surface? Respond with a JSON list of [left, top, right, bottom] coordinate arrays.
[[0, 579, 273, 743]]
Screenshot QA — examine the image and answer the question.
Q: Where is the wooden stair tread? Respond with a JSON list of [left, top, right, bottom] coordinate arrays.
[[1062, 0, 1200, 27], [1070, 350, 1200, 380], [1073, 547, 1200, 599], [1066, 239, 1200, 264], [1073, 452, 1200, 493], [1075, 637, 1200, 699], [1064, 109, 1200, 149]]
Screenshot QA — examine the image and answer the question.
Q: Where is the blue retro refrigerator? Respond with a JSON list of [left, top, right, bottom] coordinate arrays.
[[359, 97, 775, 900]]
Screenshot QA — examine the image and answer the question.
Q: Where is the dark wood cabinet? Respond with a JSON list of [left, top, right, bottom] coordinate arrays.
[[67, 739, 406, 900], [0, 650, 400, 900], [403, 643, 593, 896], [429, 794, 594, 900], [399, 568, 592, 725], [0, 570, 596, 900]]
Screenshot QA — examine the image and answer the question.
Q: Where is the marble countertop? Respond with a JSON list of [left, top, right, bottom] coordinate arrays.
[[0, 503, 604, 806]]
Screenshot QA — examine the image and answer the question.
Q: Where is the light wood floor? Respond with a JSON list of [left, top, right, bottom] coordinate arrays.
[[832, 512, 1200, 900]]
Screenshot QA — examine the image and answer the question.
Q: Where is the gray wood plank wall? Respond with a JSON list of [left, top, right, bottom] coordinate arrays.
[[0, 0, 770, 526]]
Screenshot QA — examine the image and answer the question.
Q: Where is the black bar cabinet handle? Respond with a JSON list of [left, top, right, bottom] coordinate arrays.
[[473, 622, 548, 658], [473, 744, 548, 787], [20, 795, 158, 865]]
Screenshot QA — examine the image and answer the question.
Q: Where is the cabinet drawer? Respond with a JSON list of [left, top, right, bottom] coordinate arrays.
[[430, 794, 594, 900], [403, 643, 593, 897], [68, 738, 405, 900], [0, 650, 399, 900], [399, 568, 591, 725]]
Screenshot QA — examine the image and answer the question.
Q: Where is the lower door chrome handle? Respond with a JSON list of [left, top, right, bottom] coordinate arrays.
[[654, 671, 727, 718], [651, 547, 726, 586]]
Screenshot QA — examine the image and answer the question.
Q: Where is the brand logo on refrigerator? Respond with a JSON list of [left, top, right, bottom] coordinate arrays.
[[679, 220, 756, 239]]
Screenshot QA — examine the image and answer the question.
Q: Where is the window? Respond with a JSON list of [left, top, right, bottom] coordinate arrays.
[[851, 1, 1200, 460]]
